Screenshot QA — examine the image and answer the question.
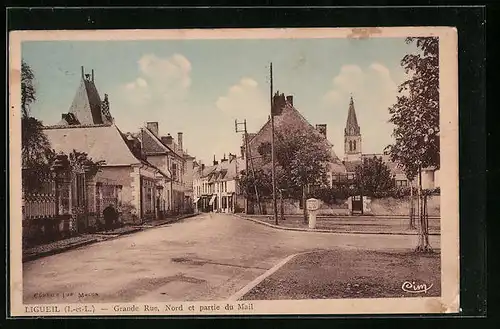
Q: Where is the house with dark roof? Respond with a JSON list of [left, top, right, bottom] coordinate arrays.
[[131, 122, 195, 214], [192, 153, 246, 213], [242, 93, 347, 187], [43, 67, 171, 225]]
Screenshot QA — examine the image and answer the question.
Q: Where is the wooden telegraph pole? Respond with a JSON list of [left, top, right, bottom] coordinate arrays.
[[270, 62, 278, 225], [235, 119, 262, 214]]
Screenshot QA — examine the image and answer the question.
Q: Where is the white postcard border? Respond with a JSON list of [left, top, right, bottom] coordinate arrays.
[[8, 26, 459, 316]]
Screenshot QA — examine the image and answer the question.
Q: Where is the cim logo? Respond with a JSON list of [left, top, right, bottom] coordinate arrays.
[[401, 281, 433, 294]]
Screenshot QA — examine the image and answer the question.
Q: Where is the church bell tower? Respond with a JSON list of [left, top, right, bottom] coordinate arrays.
[[344, 96, 362, 162]]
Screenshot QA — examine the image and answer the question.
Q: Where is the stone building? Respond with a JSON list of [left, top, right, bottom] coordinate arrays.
[[131, 122, 194, 215], [243, 93, 346, 181], [43, 67, 170, 225], [192, 154, 245, 213]]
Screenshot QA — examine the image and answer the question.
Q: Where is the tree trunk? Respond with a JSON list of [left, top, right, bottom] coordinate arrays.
[[280, 190, 285, 221], [409, 182, 416, 229], [302, 186, 307, 224], [415, 166, 432, 252]]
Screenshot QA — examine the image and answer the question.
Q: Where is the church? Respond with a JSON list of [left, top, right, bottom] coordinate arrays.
[[341, 96, 440, 190]]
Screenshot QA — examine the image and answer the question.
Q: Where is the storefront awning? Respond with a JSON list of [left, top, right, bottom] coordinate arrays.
[[208, 195, 216, 205], [193, 197, 200, 203]]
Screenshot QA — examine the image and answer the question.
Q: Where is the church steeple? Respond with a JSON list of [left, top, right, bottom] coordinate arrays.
[[344, 95, 362, 162], [345, 96, 360, 136]]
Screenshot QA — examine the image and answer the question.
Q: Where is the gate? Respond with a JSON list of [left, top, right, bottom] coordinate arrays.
[[351, 195, 363, 214], [95, 180, 121, 229]]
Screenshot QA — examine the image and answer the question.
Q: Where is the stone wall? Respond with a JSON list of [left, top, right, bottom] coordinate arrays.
[[367, 195, 440, 217], [251, 195, 440, 217], [255, 198, 349, 216]]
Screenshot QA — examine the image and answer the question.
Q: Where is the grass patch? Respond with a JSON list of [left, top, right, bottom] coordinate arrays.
[[242, 249, 440, 300]]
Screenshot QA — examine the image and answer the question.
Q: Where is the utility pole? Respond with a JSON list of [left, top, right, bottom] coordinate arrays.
[[235, 119, 262, 214], [270, 62, 278, 225]]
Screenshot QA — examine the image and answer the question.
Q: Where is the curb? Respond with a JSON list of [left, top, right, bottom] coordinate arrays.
[[22, 239, 98, 263], [245, 214, 441, 220], [228, 251, 315, 301], [139, 213, 198, 228], [97, 227, 143, 236], [235, 214, 441, 236]]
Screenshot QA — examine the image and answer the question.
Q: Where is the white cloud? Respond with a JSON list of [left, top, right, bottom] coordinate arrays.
[[322, 63, 401, 157], [110, 53, 192, 133], [216, 77, 269, 121]]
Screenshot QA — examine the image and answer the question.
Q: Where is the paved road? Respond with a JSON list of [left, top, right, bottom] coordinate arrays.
[[23, 213, 440, 303]]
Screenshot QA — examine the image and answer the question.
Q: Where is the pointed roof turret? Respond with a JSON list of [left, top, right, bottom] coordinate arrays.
[[344, 96, 360, 136], [67, 66, 113, 125]]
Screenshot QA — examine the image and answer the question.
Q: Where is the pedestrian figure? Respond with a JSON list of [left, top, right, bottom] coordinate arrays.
[[103, 204, 118, 230]]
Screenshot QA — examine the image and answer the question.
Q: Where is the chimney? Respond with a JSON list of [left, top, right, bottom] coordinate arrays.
[[92, 69, 94, 82], [286, 95, 294, 106], [177, 132, 183, 151], [146, 122, 159, 137], [221, 153, 228, 163], [316, 124, 327, 138], [213, 155, 218, 166], [161, 133, 173, 146], [240, 146, 245, 159], [201, 164, 205, 171], [81, 66, 84, 79], [272, 91, 286, 116]]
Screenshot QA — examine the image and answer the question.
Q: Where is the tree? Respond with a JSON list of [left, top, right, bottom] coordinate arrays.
[[354, 156, 395, 196], [21, 60, 53, 192], [21, 60, 36, 118], [385, 37, 439, 253], [275, 128, 332, 222], [239, 168, 272, 201], [240, 127, 332, 221]]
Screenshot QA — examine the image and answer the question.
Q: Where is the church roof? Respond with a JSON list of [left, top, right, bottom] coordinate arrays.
[[345, 96, 360, 136], [66, 67, 113, 126]]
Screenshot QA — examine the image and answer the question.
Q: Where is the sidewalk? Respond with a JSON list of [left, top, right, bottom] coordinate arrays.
[[23, 235, 99, 263], [236, 214, 440, 235], [22, 213, 198, 262], [135, 213, 197, 228]]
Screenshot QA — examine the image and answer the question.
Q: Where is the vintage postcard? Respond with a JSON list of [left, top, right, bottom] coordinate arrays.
[[9, 27, 459, 316]]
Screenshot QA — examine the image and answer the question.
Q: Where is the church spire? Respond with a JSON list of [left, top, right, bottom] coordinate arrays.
[[345, 96, 360, 136]]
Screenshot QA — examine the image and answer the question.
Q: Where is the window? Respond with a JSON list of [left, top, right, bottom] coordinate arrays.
[[171, 163, 177, 181], [258, 142, 272, 160], [396, 180, 408, 187], [349, 140, 353, 151], [353, 140, 356, 151]]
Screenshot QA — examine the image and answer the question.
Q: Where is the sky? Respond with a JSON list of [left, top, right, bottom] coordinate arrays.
[[22, 37, 417, 164]]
